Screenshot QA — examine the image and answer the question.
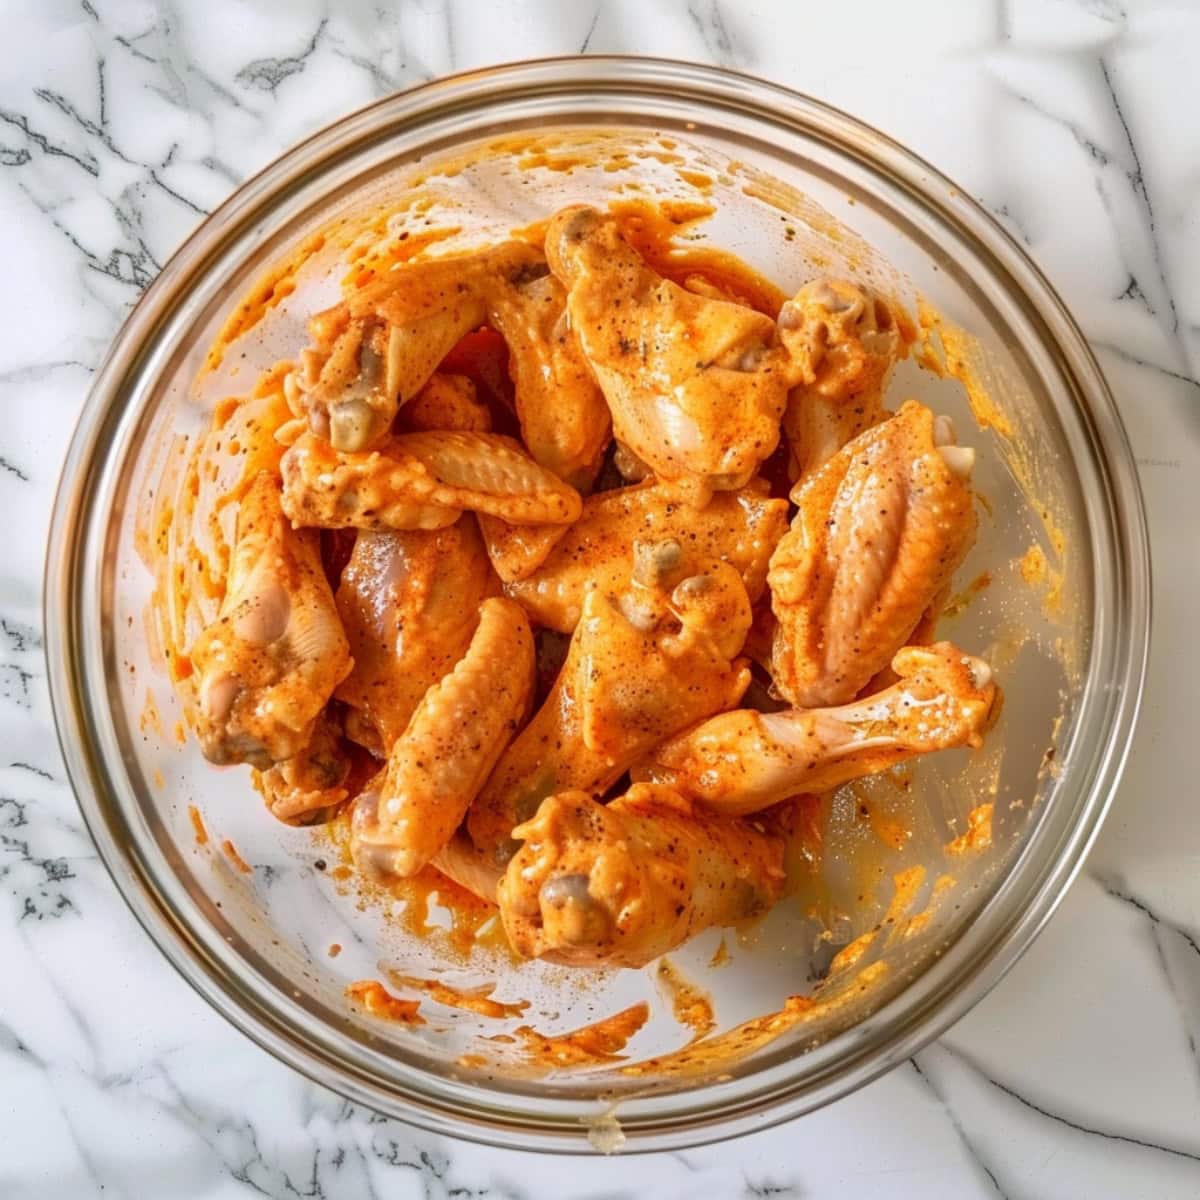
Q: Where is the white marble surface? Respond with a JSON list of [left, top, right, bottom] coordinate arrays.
[[1, 0, 1197, 1195]]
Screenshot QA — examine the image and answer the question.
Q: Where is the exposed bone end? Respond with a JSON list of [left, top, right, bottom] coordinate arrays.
[[932, 413, 958, 447], [349, 786, 417, 882], [937, 444, 976, 479], [307, 406, 332, 442], [553, 204, 602, 246], [631, 538, 683, 590], [545, 205, 605, 282], [538, 872, 612, 947], [806, 277, 864, 316], [963, 654, 993, 690], [329, 396, 381, 453], [777, 300, 802, 332], [673, 573, 715, 601]]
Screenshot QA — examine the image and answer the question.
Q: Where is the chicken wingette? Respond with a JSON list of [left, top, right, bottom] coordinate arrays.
[[769, 401, 977, 707], [351, 597, 534, 880], [334, 518, 496, 754], [505, 478, 788, 632]]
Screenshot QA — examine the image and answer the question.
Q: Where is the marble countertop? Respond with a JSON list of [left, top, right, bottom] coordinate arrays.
[[2, 1, 1197, 1196]]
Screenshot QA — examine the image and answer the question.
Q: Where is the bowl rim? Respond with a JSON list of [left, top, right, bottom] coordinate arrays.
[[44, 54, 1151, 1152]]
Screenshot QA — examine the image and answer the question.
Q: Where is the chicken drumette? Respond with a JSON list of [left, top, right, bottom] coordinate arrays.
[[777, 278, 908, 480], [642, 643, 997, 815], [498, 783, 785, 968]]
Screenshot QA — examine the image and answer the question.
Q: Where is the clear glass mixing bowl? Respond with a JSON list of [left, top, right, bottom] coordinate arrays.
[[45, 58, 1149, 1152]]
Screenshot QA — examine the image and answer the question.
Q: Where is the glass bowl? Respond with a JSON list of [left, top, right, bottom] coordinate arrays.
[[45, 57, 1149, 1152]]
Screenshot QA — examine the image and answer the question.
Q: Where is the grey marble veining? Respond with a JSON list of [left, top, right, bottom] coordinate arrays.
[[1, 1, 1197, 1196]]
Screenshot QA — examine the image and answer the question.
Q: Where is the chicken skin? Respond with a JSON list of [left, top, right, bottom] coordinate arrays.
[[476, 516, 568, 584], [190, 472, 352, 767], [279, 430, 582, 531], [334, 517, 496, 753], [466, 547, 753, 865], [498, 784, 785, 968], [777, 278, 907, 480], [350, 597, 534, 880], [643, 643, 997, 815], [488, 270, 611, 487], [769, 401, 977, 707], [505, 478, 788, 632], [545, 206, 792, 506]]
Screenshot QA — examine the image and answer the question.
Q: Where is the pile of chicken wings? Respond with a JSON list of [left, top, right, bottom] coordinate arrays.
[[185, 205, 996, 969]]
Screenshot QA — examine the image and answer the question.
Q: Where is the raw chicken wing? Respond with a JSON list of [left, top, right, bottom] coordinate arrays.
[[255, 714, 350, 824], [644, 643, 997, 815], [777, 278, 907, 479], [498, 784, 785, 968], [351, 597, 534, 880], [488, 271, 611, 487], [287, 242, 544, 451], [280, 430, 582, 531], [506, 478, 788, 632], [190, 472, 351, 766], [769, 401, 976, 707], [466, 546, 753, 864], [545, 206, 790, 506], [335, 517, 495, 752]]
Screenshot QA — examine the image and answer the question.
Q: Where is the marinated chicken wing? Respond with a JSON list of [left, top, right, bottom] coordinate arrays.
[[489, 271, 611, 487], [280, 430, 582, 531], [335, 518, 495, 752], [254, 714, 350, 824], [467, 547, 753, 864], [505, 478, 788, 632], [777, 279, 907, 479], [643, 643, 997, 815], [769, 401, 977, 707], [498, 784, 785, 968], [190, 472, 352, 766], [545, 206, 790, 506], [350, 598, 534, 880]]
